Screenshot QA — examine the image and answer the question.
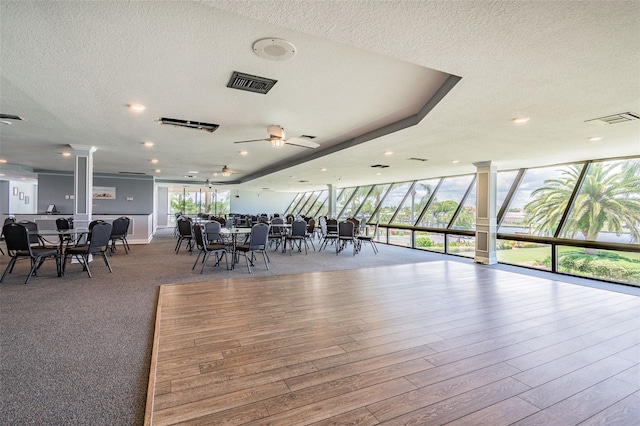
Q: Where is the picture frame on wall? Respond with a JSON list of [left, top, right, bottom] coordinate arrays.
[[19, 192, 24, 200], [24, 196, 29, 205], [13, 187, 18, 196]]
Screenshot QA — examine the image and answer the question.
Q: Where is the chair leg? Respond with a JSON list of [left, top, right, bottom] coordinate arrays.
[[101, 252, 112, 273], [262, 250, 269, 270], [192, 250, 203, 270], [1, 257, 16, 283], [200, 251, 212, 274]]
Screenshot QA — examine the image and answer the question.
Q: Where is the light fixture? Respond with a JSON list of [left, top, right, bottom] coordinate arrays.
[[589, 136, 603, 142], [143, 141, 154, 147], [221, 166, 231, 177], [384, 151, 393, 156], [0, 159, 7, 163], [154, 169, 161, 173], [188, 171, 199, 174], [151, 159, 158, 164], [451, 160, 460, 164], [271, 138, 285, 148], [128, 104, 146, 112], [62, 152, 71, 157], [512, 116, 530, 124], [239, 150, 248, 156], [321, 168, 327, 172]]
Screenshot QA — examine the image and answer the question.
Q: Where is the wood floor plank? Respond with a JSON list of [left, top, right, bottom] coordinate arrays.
[[144, 262, 640, 425]]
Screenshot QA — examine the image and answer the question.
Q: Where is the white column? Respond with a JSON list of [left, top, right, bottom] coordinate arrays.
[[473, 161, 497, 264], [70, 145, 97, 229], [327, 184, 337, 218]]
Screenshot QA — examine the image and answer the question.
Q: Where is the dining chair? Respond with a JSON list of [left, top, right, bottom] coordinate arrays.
[[109, 217, 131, 254], [235, 223, 270, 273], [1, 223, 60, 284], [337, 220, 359, 255], [357, 220, 379, 254], [175, 218, 194, 254], [286, 219, 309, 255], [0, 216, 16, 255], [319, 218, 339, 250], [268, 217, 285, 251], [192, 224, 228, 273], [62, 222, 113, 278]]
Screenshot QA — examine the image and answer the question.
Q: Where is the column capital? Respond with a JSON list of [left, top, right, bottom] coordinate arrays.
[[69, 144, 97, 153]]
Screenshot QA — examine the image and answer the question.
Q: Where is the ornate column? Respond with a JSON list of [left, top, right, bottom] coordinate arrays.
[[473, 161, 497, 264], [70, 145, 97, 229]]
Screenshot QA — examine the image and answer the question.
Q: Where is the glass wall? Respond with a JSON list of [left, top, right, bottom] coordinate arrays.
[[168, 188, 230, 221], [289, 156, 640, 286]]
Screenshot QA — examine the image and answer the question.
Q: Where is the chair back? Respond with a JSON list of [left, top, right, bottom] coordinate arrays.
[[326, 218, 338, 234], [4, 217, 16, 227], [3, 223, 32, 252], [204, 221, 223, 242], [88, 222, 112, 251], [19, 221, 41, 246], [291, 219, 307, 237], [269, 217, 285, 235], [111, 217, 129, 238], [56, 217, 71, 231], [306, 218, 316, 234], [248, 223, 269, 249], [338, 221, 355, 237], [192, 224, 206, 250], [177, 218, 192, 237]]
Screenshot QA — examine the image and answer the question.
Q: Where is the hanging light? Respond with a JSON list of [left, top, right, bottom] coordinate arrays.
[[221, 166, 231, 177]]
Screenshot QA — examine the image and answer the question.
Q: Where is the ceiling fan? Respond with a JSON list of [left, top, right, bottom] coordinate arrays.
[[233, 125, 319, 149]]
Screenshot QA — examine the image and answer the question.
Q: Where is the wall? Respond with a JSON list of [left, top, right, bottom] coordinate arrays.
[[6, 180, 37, 214], [156, 186, 169, 228], [229, 189, 296, 216], [37, 172, 154, 214]]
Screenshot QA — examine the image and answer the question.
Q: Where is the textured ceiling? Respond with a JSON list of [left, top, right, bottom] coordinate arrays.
[[1, 1, 638, 192]]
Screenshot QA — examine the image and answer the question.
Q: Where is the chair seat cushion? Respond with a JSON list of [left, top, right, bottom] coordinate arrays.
[[205, 243, 226, 251], [65, 245, 90, 254]]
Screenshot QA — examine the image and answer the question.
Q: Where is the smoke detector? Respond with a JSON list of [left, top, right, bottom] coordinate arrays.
[[253, 38, 296, 61]]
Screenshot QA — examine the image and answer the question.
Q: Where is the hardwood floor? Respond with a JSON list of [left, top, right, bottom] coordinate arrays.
[[145, 261, 640, 425]]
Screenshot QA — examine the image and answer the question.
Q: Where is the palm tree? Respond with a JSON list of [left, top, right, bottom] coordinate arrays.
[[525, 160, 640, 244]]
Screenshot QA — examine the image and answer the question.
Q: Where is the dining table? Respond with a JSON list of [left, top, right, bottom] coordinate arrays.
[[37, 228, 90, 276], [219, 227, 253, 268]]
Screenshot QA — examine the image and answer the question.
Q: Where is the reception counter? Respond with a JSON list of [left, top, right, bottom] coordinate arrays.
[[9, 213, 153, 245]]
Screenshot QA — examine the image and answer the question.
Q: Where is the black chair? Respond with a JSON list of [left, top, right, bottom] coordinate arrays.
[[286, 219, 309, 255], [175, 218, 193, 254], [0, 216, 16, 255], [305, 218, 317, 250], [235, 223, 270, 273], [19, 220, 56, 249], [337, 220, 359, 256], [62, 222, 113, 278], [268, 217, 286, 251], [1, 223, 60, 284], [109, 217, 131, 254], [357, 221, 379, 254], [55, 217, 76, 249], [319, 218, 339, 250], [192, 224, 228, 273]]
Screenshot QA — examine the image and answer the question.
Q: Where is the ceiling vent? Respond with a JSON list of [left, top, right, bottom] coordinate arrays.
[[227, 71, 277, 94], [118, 171, 146, 175], [585, 112, 640, 126], [371, 164, 390, 168], [408, 157, 428, 162], [158, 117, 219, 133]]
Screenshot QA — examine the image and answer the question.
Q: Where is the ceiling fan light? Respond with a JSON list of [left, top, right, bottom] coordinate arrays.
[[271, 139, 285, 148]]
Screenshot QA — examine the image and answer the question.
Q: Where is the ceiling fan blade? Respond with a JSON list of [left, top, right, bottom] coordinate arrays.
[[285, 137, 320, 149], [234, 138, 269, 144]]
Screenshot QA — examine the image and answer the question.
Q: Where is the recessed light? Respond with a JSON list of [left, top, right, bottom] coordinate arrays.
[[321, 168, 327, 172], [143, 141, 154, 147], [128, 104, 146, 112], [0, 173, 4, 176], [0, 159, 7, 163], [188, 171, 199, 174], [384, 151, 393, 156], [151, 159, 158, 164], [239, 151, 248, 156], [213, 173, 218, 176], [62, 152, 71, 157], [376, 172, 382, 176], [451, 160, 460, 164], [154, 169, 161, 173], [588, 136, 603, 142], [512, 116, 530, 124]]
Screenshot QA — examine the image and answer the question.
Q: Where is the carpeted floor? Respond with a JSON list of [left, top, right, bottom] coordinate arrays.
[[0, 228, 460, 425]]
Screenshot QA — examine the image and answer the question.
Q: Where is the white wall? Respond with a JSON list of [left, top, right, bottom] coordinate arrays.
[[229, 189, 296, 216], [8, 181, 37, 214]]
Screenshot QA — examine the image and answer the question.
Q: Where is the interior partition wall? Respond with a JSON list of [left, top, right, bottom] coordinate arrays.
[[291, 156, 640, 287]]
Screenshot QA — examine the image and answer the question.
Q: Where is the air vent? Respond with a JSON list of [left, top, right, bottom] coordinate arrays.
[[298, 180, 309, 183], [408, 157, 428, 162], [118, 172, 147, 175], [227, 71, 277, 94], [0, 114, 23, 120], [158, 117, 219, 133], [371, 164, 390, 168], [585, 112, 640, 126], [300, 135, 316, 139]]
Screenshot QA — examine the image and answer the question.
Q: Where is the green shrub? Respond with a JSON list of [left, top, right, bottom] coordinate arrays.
[[415, 237, 433, 248]]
